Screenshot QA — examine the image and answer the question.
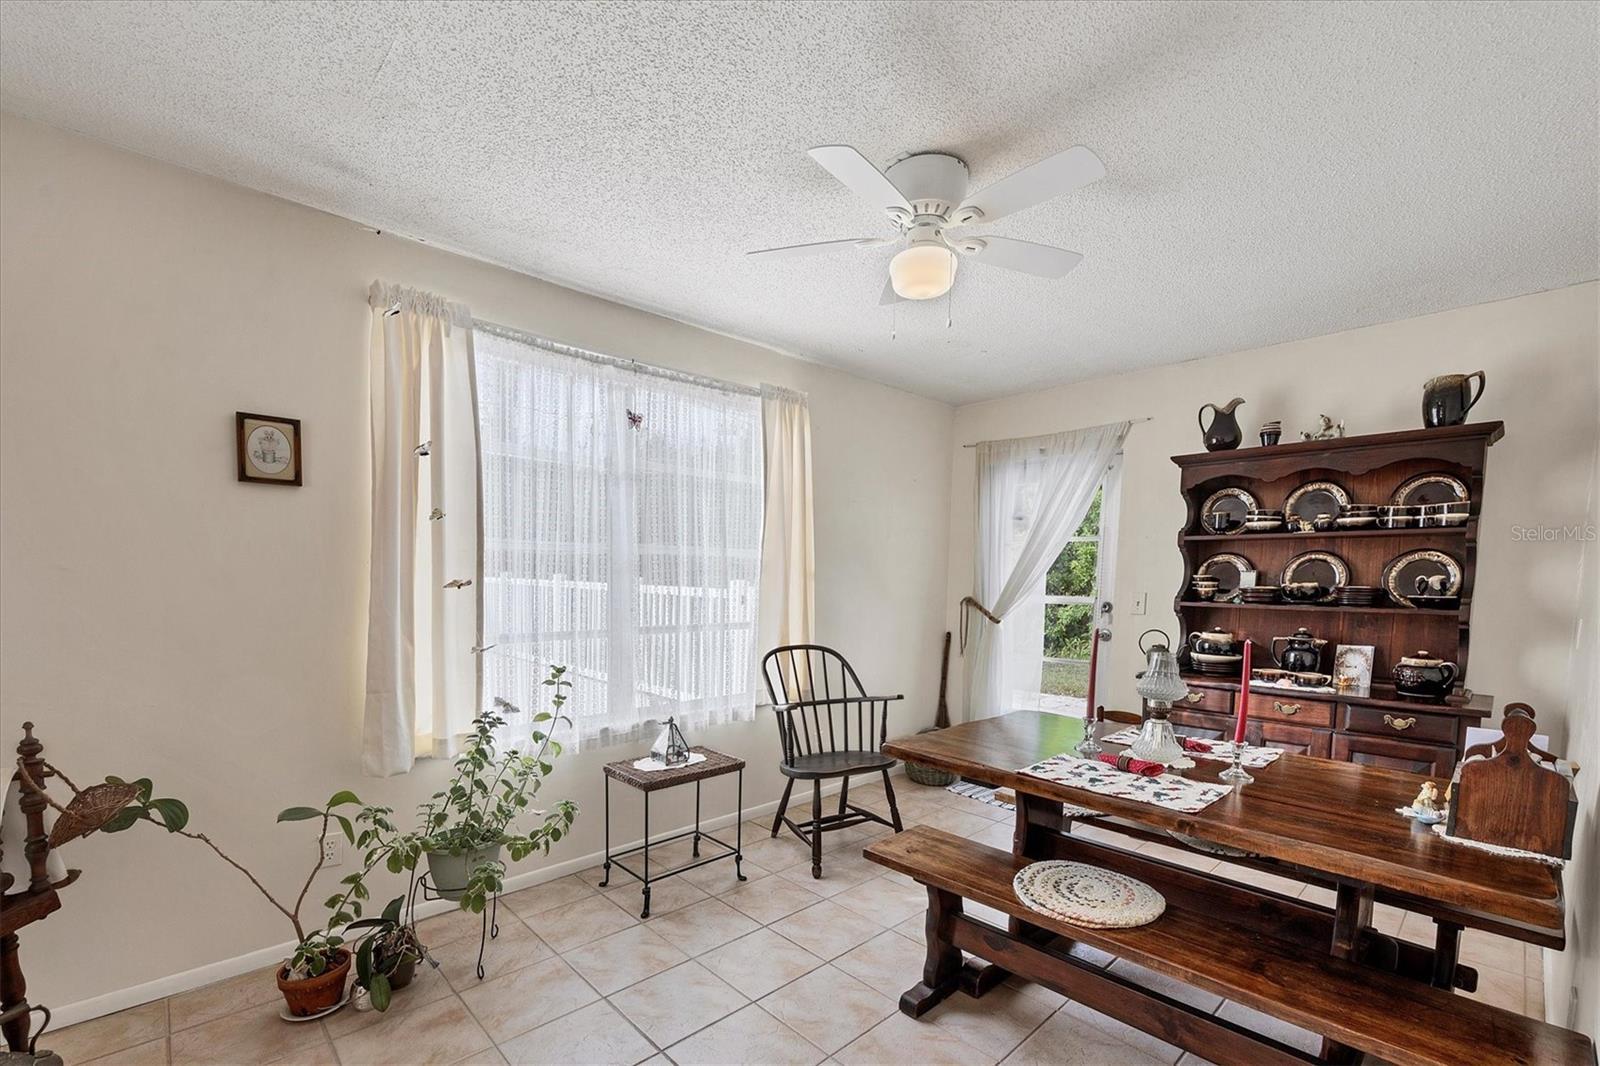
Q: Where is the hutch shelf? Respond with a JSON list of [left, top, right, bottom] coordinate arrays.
[[1156, 421, 1504, 776]]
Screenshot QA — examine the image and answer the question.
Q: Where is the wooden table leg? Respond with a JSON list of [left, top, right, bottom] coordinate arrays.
[[900, 886, 963, 1017], [1430, 919, 1463, 990], [1318, 883, 1374, 1064]]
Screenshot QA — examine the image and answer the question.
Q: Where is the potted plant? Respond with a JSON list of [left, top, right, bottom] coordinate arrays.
[[345, 894, 427, 1011], [103, 782, 405, 1017], [389, 665, 579, 911]]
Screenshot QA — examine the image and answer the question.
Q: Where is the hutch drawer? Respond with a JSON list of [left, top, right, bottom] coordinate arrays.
[[1176, 687, 1233, 714], [1333, 733, 1456, 778], [1342, 704, 1457, 745], [1252, 720, 1333, 759], [1168, 708, 1232, 741], [1246, 691, 1335, 728]]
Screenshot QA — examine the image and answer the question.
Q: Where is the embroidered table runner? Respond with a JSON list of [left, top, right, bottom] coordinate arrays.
[[1099, 728, 1283, 769], [1020, 753, 1230, 814]]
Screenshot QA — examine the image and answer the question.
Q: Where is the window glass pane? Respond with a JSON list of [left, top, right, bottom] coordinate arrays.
[[1072, 487, 1103, 538], [1041, 659, 1089, 698], [1045, 540, 1098, 598], [1043, 602, 1093, 660]]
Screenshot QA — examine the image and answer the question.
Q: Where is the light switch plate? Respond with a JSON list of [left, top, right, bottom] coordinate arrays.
[[1132, 592, 1148, 616]]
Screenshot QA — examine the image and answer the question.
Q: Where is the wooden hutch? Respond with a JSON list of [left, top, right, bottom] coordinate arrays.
[[1156, 422, 1503, 776]]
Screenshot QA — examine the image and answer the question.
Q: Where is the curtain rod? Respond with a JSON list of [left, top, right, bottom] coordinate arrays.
[[960, 415, 1153, 448], [473, 318, 764, 399]]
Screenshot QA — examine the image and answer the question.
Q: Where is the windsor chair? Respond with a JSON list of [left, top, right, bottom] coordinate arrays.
[[762, 644, 904, 879]]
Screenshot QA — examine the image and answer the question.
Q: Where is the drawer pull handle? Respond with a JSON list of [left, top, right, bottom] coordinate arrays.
[[1184, 692, 1204, 703], [1384, 714, 1417, 732], [1273, 701, 1300, 716]]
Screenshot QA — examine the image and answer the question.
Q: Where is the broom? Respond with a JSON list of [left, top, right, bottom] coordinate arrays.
[[905, 632, 958, 786]]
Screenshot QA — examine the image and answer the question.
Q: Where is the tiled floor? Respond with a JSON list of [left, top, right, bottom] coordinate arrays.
[[48, 780, 1545, 1065]]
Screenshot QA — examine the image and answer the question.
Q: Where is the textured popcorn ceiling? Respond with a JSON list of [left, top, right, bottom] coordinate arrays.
[[1, 1, 1595, 404]]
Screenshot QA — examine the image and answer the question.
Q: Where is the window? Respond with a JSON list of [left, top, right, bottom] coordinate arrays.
[[1039, 458, 1121, 714], [475, 328, 764, 746]]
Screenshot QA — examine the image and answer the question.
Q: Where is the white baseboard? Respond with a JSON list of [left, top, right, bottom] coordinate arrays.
[[50, 771, 901, 1030]]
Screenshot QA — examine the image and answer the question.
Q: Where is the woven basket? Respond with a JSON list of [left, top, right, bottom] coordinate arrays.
[[905, 760, 956, 787]]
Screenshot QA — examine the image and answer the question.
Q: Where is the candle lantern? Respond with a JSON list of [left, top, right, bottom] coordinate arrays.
[[1130, 630, 1194, 768], [650, 716, 691, 766]]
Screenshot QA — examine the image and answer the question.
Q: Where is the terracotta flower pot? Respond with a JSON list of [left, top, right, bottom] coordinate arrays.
[[277, 948, 351, 1017]]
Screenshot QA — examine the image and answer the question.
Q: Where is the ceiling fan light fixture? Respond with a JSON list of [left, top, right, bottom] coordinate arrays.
[[890, 242, 958, 300]]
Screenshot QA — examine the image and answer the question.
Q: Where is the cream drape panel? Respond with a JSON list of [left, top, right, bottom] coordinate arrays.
[[363, 282, 481, 776], [966, 421, 1130, 719], [759, 385, 815, 662]]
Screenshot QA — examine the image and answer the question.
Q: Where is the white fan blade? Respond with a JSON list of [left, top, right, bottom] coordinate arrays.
[[879, 276, 904, 305], [966, 236, 1084, 278], [808, 145, 913, 215], [746, 237, 891, 259], [957, 146, 1105, 224]]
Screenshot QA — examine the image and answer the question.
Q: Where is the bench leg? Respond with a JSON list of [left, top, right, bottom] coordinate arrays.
[[771, 778, 793, 838], [900, 886, 963, 1017]]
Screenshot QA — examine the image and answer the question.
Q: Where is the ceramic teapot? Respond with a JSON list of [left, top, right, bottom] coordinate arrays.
[[1271, 627, 1327, 673], [1197, 398, 1246, 451], [1188, 628, 1239, 656], [1393, 650, 1459, 702], [1422, 371, 1486, 428]]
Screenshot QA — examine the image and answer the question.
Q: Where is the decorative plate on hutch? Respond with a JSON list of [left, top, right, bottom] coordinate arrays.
[[1283, 480, 1351, 525], [1389, 473, 1469, 508], [1279, 551, 1349, 602], [1199, 487, 1258, 534], [1383, 549, 1463, 608], [1196, 553, 1253, 594]]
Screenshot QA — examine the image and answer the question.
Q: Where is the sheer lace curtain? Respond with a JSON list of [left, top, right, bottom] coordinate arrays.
[[363, 282, 482, 776], [475, 329, 764, 748], [966, 421, 1131, 719]]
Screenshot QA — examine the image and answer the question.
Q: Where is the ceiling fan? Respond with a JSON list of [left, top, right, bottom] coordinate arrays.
[[748, 144, 1105, 303]]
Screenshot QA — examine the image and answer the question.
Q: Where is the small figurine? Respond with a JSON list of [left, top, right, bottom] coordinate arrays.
[[1300, 415, 1346, 441], [1402, 781, 1445, 824]]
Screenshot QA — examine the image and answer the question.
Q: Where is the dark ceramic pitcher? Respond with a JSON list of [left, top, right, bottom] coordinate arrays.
[[1197, 398, 1245, 451], [1422, 371, 1486, 428]]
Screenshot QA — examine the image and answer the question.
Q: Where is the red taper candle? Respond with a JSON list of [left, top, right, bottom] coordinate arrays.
[[1234, 639, 1252, 744], [1084, 628, 1100, 725]]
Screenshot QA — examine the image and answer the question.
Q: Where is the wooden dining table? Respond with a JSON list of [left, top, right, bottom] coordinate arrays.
[[873, 711, 1586, 1066]]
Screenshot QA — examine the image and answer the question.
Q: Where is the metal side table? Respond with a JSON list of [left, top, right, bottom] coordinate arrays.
[[600, 747, 746, 918]]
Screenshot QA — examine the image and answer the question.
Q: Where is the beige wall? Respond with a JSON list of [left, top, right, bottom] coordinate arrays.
[[0, 114, 954, 1013], [1546, 425, 1599, 1035], [943, 282, 1600, 745]]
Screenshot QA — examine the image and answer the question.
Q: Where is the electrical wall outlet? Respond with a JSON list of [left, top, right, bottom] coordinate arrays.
[[1132, 592, 1148, 616], [321, 836, 342, 866]]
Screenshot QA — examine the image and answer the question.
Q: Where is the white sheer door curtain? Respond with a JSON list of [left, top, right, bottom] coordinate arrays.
[[965, 421, 1131, 720]]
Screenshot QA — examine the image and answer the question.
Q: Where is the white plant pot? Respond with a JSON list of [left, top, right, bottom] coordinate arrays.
[[425, 844, 502, 901]]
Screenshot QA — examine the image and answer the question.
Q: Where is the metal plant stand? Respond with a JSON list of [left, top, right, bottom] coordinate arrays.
[[600, 747, 746, 918], [405, 869, 499, 980]]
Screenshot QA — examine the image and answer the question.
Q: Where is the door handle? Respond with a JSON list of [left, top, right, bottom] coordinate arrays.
[[1273, 701, 1301, 716]]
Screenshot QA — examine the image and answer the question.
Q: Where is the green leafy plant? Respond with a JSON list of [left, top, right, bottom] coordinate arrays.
[[105, 780, 404, 981], [345, 894, 425, 1011], [389, 665, 580, 913]]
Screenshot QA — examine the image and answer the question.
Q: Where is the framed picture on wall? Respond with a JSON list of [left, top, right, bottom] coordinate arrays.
[[236, 412, 302, 485]]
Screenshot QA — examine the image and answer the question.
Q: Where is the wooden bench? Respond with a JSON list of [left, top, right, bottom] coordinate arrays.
[[864, 826, 1594, 1066]]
